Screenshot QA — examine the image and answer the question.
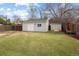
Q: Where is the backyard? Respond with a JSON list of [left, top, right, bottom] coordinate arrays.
[[0, 31, 79, 56]]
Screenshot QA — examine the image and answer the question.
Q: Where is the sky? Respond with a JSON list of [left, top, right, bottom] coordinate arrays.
[[0, 3, 79, 21], [0, 3, 47, 21], [0, 3, 40, 20]]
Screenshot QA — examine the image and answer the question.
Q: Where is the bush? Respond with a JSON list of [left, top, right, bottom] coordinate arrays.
[[0, 18, 6, 24]]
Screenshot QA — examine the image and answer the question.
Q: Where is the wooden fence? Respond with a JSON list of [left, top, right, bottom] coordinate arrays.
[[0, 25, 22, 31], [11, 25, 22, 31], [62, 22, 77, 34], [0, 25, 11, 31]]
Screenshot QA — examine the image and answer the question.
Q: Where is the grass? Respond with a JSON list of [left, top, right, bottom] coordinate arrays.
[[0, 31, 79, 56]]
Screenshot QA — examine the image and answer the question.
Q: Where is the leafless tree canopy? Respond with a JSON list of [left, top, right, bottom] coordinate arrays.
[[45, 3, 74, 22], [28, 3, 79, 23], [13, 15, 22, 24]]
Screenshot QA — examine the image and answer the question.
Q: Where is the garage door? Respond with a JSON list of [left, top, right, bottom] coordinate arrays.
[[27, 24, 34, 31]]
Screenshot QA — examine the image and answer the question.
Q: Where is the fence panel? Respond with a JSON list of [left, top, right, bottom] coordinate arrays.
[[0, 25, 22, 31]]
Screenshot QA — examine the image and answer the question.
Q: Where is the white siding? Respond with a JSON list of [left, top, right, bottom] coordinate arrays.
[[22, 23, 28, 31], [22, 23, 34, 31], [22, 20, 48, 32], [27, 23, 34, 31], [34, 23, 48, 32], [51, 23, 61, 31]]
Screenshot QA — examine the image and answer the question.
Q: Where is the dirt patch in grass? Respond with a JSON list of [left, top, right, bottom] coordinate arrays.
[[0, 34, 6, 36], [0, 31, 16, 37]]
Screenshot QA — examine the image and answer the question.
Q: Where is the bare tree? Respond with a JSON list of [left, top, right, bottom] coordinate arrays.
[[13, 15, 22, 24], [36, 7, 43, 19], [45, 3, 73, 22], [29, 3, 47, 19], [28, 3, 74, 21], [29, 4, 37, 19]]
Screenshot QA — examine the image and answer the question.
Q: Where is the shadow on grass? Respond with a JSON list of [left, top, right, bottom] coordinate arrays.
[[0, 31, 65, 38], [22, 31, 64, 35], [46, 31, 64, 34]]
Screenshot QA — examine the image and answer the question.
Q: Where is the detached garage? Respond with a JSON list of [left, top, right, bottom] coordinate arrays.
[[49, 18, 62, 32], [22, 19, 49, 32], [50, 24, 61, 31]]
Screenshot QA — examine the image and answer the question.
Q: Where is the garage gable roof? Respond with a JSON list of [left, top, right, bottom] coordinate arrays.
[[23, 19, 48, 23]]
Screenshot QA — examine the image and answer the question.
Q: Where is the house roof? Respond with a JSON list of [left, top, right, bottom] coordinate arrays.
[[23, 19, 48, 23]]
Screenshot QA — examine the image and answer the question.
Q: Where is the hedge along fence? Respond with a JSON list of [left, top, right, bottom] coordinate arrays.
[[0, 24, 22, 31]]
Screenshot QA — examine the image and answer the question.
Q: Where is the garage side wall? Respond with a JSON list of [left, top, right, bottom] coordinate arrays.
[[22, 23, 28, 31], [50, 23, 61, 31], [34, 22, 48, 32], [22, 21, 48, 32]]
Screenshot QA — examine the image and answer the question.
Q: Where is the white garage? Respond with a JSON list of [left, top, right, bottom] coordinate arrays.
[[50, 23, 62, 31], [22, 19, 49, 32], [49, 18, 62, 32], [23, 23, 34, 31]]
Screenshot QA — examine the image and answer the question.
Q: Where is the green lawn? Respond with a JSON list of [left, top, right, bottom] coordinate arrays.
[[0, 31, 79, 56]]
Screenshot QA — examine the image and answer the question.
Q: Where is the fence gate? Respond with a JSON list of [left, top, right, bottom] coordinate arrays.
[[12, 25, 22, 31]]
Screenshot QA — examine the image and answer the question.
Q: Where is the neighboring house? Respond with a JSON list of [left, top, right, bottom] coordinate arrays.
[[49, 18, 62, 32], [22, 19, 49, 32]]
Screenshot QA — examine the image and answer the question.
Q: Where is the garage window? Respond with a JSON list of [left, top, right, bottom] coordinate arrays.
[[37, 24, 42, 27]]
